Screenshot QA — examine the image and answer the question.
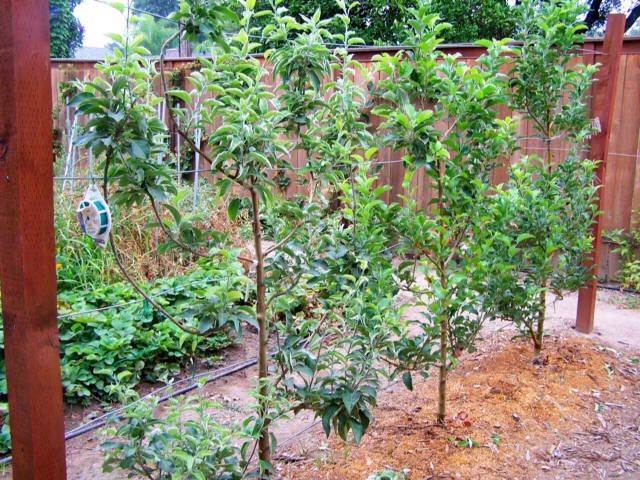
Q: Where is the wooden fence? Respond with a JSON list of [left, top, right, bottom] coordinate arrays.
[[50, 38, 640, 280]]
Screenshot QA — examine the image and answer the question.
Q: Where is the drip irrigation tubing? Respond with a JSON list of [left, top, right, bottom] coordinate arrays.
[[596, 283, 640, 295]]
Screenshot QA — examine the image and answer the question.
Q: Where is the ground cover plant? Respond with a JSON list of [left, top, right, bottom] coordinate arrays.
[[0, 260, 241, 400], [484, 0, 599, 358], [0, 259, 240, 454]]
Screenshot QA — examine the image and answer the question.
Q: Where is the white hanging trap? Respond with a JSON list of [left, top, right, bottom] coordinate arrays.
[[77, 184, 112, 248]]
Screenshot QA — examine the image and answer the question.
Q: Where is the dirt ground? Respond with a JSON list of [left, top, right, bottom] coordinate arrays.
[[0, 289, 638, 479], [280, 334, 640, 480]]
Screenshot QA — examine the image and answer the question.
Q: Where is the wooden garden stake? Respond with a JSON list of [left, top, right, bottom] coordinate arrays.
[[576, 14, 626, 334], [0, 0, 67, 477]]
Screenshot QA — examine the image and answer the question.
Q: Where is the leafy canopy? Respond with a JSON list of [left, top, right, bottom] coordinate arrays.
[[50, 0, 84, 58]]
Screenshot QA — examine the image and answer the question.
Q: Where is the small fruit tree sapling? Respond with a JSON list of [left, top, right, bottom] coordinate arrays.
[[373, 1, 517, 425], [484, 0, 599, 359], [74, 0, 402, 476]]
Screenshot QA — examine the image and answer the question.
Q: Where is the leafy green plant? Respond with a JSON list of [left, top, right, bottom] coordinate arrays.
[[605, 210, 640, 291], [366, 469, 409, 480], [73, 1, 401, 476], [50, 0, 84, 58], [102, 393, 245, 479], [0, 258, 242, 409], [484, 0, 599, 358], [373, 1, 517, 425]]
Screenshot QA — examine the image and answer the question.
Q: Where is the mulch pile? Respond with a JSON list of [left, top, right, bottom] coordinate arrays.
[[280, 334, 640, 479]]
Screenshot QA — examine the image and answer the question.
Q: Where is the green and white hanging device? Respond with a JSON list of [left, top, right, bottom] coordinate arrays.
[[77, 184, 112, 248]]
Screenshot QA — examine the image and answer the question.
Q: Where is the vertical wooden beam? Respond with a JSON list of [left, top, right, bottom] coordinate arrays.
[[576, 14, 626, 333], [0, 0, 67, 477]]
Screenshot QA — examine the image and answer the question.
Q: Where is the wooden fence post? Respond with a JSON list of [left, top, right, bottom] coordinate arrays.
[[0, 0, 67, 477], [576, 14, 626, 334]]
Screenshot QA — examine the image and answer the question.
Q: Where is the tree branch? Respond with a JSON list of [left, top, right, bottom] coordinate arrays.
[[145, 190, 254, 264], [584, 0, 604, 31], [266, 271, 305, 310], [626, 3, 640, 32], [264, 221, 304, 256], [101, 156, 207, 336]]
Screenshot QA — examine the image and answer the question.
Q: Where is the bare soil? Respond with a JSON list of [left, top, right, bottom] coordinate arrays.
[[280, 333, 640, 480]]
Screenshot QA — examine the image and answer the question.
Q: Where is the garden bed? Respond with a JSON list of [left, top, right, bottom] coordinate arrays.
[[280, 333, 640, 479], [1, 291, 638, 479]]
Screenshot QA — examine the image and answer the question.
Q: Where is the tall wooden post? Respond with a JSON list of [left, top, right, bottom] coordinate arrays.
[[576, 14, 626, 333], [0, 0, 67, 477]]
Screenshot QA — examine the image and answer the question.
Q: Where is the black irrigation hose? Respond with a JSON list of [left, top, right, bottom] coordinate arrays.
[[596, 283, 640, 295]]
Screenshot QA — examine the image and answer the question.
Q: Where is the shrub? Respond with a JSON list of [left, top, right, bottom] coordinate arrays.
[[605, 212, 640, 291]]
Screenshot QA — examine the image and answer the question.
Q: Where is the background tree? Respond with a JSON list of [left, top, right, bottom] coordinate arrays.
[[133, 0, 179, 17], [430, 0, 516, 42], [50, 0, 84, 58], [581, 0, 640, 33], [128, 0, 640, 45], [254, 0, 516, 45], [255, 0, 409, 45], [134, 14, 179, 54]]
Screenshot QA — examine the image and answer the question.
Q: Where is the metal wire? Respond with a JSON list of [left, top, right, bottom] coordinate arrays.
[[57, 277, 215, 319], [91, 0, 179, 24]]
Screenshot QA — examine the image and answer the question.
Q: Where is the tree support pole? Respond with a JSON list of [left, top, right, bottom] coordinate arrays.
[[0, 0, 67, 477], [576, 14, 625, 333]]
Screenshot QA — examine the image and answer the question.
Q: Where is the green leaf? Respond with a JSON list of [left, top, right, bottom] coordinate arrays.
[[167, 90, 192, 104], [402, 371, 413, 391], [321, 405, 340, 437], [342, 391, 360, 413], [129, 140, 149, 159], [227, 198, 241, 222]]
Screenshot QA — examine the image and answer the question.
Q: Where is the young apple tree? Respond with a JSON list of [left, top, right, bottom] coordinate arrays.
[[373, 1, 517, 425], [74, 0, 401, 476]]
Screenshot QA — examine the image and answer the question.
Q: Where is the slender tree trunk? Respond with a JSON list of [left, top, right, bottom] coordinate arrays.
[[534, 282, 546, 358], [250, 187, 271, 467], [437, 307, 448, 425], [436, 159, 448, 426]]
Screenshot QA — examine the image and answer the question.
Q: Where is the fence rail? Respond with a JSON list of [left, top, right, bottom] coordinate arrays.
[[50, 38, 640, 281]]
